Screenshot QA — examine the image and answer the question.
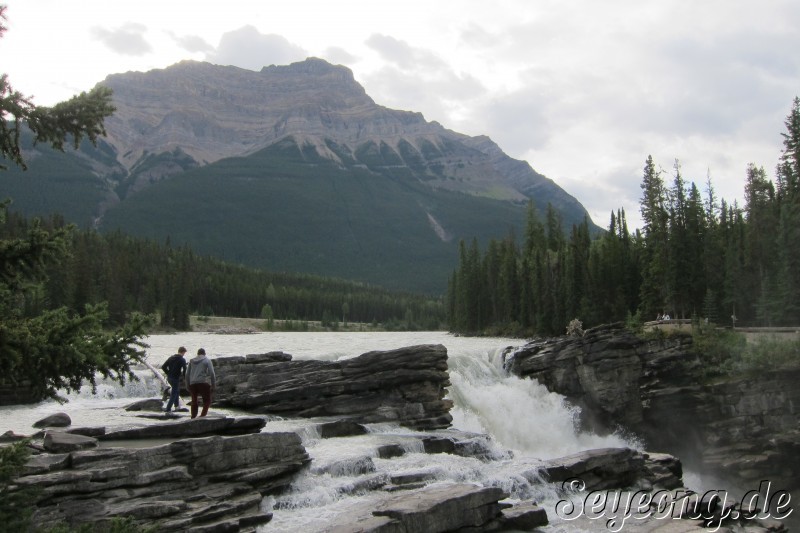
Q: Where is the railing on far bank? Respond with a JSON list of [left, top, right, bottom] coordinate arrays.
[[643, 318, 693, 333], [644, 319, 799, 343]]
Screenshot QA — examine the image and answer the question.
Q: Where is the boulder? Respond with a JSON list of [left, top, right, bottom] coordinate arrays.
[[535, 447, 646, 491], [316, 419, 368, 438], [42, 431, 98, 453], [124, 398, 164, 411], [326, 483, 510, 533], [499, 501, 549, 529], [33, 412, 71, 428], [214, 344, 453, 430], [0, 430, 29, 442]]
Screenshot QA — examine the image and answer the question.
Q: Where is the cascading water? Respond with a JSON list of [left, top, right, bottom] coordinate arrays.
[[447, 346, 637, 458], [0, 332, 644, 532], [260, 338, 641, 531]]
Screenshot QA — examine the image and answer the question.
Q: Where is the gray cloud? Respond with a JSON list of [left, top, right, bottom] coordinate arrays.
[[171, 33, 214, 54], [90, 23, 152, 55], [321, 46, 358, 66], [362, 62, 486, 127], [365, 34, 446, 70], [207, 26, 307, 71], [363, 66, 448, 118], [476, 91, 551, 154]]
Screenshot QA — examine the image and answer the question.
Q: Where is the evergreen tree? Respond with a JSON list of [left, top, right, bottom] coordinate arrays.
[[743, 164, 779, 324], [702, 175, 725, 322], [638, 156, 670, 319], [0, 5, 152, 401], [775, 97, 800, 323], [545, 203, 565, 252]]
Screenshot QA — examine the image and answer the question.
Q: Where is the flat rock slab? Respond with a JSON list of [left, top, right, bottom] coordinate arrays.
[[536, 447, 645, 490], [124, 398, 164, 411], [43, 431, 98, 453], [68, 415, 267, 441], [326, 482, 509, 533], [499, 501, 549, 529]]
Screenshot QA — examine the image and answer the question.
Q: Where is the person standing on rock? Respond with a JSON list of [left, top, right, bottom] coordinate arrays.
[[186, 348, 216, 418], [161, 346, 188, 412]]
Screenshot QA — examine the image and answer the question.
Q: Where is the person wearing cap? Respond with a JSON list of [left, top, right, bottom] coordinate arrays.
[[186, 348, 216, 418], [161, 347, 188, 412]]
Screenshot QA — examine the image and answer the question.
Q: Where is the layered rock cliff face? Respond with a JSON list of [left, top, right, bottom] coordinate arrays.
[[213, 344, 453, 430], [505, 323, 800, 490]]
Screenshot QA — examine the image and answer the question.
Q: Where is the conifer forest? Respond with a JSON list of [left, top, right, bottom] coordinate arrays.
[[447, 97, 800, 336]]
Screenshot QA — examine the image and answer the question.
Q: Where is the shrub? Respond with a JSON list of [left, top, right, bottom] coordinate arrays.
[[566, 318, 584, 337]]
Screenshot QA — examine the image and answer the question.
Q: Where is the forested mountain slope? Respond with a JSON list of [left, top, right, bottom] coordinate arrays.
[[3, 58, 597, 293]]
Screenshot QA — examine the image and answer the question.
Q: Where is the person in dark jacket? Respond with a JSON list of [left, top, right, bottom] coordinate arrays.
[[186, 348, 216, 418], [161, 346, 188, 412]]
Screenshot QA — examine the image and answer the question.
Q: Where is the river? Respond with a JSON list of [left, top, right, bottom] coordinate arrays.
[[2, 331, 665, 531]]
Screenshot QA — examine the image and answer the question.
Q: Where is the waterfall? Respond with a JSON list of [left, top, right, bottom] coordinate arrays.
[[1, 332, 645, 532], [265, 340, 642, 531], [447, 345, 639, 459]]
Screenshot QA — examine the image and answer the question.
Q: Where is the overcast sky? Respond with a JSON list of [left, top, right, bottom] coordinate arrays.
[[3, 0, 799, 229]]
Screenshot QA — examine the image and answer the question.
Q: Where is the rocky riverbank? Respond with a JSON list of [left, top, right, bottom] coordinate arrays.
[[505, 323, 800, 492], [3, 341, 793, 532], [8, 412, 691, 532]]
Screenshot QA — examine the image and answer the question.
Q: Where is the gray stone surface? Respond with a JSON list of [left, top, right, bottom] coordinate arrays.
[[499, 500, 549, 529], [33, 412, 72, 428], [506, 323, 800, 490], [124, 398, 164, 411], [214, 344, 453, 430], [13, 426, 310, 531], [325, 483, 510, 533], [532, 447, 683, 492], [42, 431, 98, 453]]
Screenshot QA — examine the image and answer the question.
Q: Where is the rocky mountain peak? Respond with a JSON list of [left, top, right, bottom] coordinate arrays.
[[100, 58, 379, 170], [93, 57, 593, 233], [261, 56, 358, 82]]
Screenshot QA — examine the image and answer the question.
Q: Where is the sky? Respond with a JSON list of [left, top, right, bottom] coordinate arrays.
[[3, 0, 800, 230]]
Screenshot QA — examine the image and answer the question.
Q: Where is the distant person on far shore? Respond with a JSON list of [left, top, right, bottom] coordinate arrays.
[[161, 346, 188, 412], [186, 348, 216, 418]]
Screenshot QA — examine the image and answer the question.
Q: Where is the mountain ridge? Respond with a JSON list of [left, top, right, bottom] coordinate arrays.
[[3, 57, 598, 293], [98, 58, 586, 214]]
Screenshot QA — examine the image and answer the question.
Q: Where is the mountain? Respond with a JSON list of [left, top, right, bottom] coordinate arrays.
[[2, 58, 597, 294]]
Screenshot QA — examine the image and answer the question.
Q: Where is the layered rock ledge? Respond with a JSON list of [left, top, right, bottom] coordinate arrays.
[[15, 418, 310, 531], [505, 323, 800, 490], [213, 344, 453, 430]]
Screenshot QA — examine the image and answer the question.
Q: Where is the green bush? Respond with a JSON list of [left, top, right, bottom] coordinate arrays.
[[0, 441, 38, 531], [739, 337, 800, 371], [691, 325, 747, 376], [692, 325, 800, 377]]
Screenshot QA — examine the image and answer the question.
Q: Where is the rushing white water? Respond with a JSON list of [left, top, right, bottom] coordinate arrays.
[[0, 331, 641, 532]]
